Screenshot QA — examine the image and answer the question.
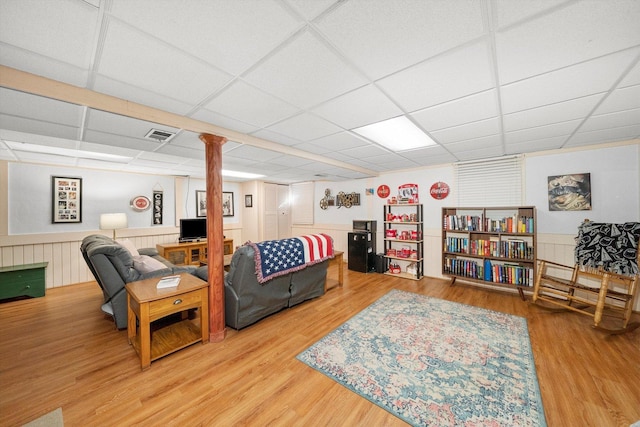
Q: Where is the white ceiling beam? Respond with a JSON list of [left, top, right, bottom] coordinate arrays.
[[0, 65, 379, 178]]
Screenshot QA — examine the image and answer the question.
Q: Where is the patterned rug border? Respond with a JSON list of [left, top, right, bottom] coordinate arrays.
[[297, 289, 546, 426]]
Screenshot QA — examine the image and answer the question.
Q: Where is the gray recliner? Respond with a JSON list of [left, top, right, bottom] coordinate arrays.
[[81, 234, 196, 329]]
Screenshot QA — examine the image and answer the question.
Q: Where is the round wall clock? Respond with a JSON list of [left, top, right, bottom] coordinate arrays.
[[130, 195, 151, 211]]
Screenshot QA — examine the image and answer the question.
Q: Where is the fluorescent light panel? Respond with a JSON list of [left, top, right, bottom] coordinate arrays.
[[222, 169, 265, 179], [353, 116, 436, 151], [5, 141, 133, 162]]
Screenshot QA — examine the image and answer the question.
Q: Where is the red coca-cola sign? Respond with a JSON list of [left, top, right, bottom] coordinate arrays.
[[377, 184, 391, 198], [429, 181, 450, 200]]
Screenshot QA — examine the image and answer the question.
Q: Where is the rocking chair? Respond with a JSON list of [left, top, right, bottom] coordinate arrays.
[[532, 220, 640, 334]]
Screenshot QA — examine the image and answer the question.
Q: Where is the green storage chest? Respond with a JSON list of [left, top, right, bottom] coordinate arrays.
[[0, 262, 48, 300]]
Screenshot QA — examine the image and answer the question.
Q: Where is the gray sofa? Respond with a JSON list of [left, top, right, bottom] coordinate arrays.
[[81, 234, 196, 329], [195, 243, 328, 329]]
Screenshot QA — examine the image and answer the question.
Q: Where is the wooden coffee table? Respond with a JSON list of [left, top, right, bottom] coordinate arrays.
[[126, 273, 209, 370]]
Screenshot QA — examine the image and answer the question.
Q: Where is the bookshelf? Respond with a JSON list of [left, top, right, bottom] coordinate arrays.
[[383, 204, 423, 280], [442, 206, 536, 299]]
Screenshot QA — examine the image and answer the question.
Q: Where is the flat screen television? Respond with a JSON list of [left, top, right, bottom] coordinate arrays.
[[179, 218, 207, 242]]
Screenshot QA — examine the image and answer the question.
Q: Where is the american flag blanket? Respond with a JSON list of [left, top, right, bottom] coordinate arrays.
[[249, 234, 334, 284]]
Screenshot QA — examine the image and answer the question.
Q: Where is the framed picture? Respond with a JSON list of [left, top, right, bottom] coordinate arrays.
[[548, 173, 592, 211], [196, 190, 206, 217], [245, 194, 253, 208], [52, 176, 82, 223], [223, 192, 234, 217]]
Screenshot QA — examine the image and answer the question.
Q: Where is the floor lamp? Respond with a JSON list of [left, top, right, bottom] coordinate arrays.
[[100, 213, 128, 239]]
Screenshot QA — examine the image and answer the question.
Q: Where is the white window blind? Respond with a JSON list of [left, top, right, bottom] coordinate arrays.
[[291, 181, 314, 225], [455, 155, 523, 206]]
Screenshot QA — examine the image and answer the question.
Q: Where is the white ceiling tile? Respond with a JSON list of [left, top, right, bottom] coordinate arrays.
[[265, 113, 341, 142], [619, 62, 640, 87], [505, 136, 569, 154], [83, 129, 161, 152], [378, 41, 495, 113], [503, 94, 603, 132], [0, 88, 83, 127], [86, 109, 179, 139], [110, 0, 302, 76], [77, 141, 142, 158], [501, 48, 640, 113], [0, 45, 89, 87], [99, 20, 232, 105], [189, 109, 260, 136], [0, 0, 99, 68], [243, 30, 367, 109], [411, 90, 498, 132], [566, 124, 640, 146], [93, 75, 194, 116], [339, 144, 390, 159], [505, 119, 581, 144], [496, 0, 640, 83], [284, 0, 336, 21], [431, 118, 501, 145], [203, 81, 299, 128], [316, 0, 485, 80], [495, 0, 569, 29], [0, 115, 80, 141], [166, 132, 205, 151], [446, 136, 504, 160], [579, 108, 640, 133], [249, 129, 303, 147], [594, 85, 640, 115], [157, 144, 204, 161], [224, 145, 286, 162], [304, 132, 369, 152], [311, 85, 403, 129]]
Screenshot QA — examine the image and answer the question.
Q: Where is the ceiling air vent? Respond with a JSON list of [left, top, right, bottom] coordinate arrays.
[[144, 129, 176, 142]]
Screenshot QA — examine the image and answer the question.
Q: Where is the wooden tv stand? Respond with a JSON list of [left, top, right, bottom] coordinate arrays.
[[157, 239, 233, 266]]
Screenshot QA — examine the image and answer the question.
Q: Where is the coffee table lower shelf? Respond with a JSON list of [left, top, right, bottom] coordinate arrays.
[[130, 319, 203, 363]]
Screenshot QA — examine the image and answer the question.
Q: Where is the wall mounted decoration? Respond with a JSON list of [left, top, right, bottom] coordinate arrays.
[[130, 195, 151, 212], [377, 185, 391, 198], [429, 181, 450, 200], [222, 192, 234, 216], [52, 176, 82, 223], [398, 183, 419, 203], [245, 194, 253, 208], [152, 190, 163, 225], [196, 190, 206, 217], [320, 188, 332, 210], [336, 191, 360, 208], [365, 188, 374, 195], [548, 173, 592, 211]]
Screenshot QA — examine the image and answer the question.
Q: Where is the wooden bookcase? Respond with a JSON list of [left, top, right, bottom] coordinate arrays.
[[383, 203, 423, 280], [442, 206, 536, 299]]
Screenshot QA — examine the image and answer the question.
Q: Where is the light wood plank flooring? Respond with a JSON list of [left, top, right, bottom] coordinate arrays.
[[1, 264, 639, 426]]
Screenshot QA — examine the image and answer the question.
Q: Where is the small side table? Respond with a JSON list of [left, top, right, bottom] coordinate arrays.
[[126, 273, 209, 370], [326, 251, 344, 291]]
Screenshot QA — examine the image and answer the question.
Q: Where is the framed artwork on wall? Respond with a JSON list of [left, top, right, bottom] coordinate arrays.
[[196, 190, 206, 217], [223, 192, 234, 217], [52, 176, 82, 223], [245, 194, 253, 208], [548, 173, 592, 211]]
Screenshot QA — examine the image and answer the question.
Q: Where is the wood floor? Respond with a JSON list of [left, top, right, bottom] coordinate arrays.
[[1, 264, 639, 427]]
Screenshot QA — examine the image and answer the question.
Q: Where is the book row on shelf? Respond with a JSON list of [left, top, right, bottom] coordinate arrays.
[[443, 214, 535, 233], [444, 237, 533, 260], [443, 257, 534, 286]]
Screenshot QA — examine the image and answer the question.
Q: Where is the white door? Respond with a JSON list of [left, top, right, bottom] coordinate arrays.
[[277, 184, 290, 239], [263, 183, 279, 241]]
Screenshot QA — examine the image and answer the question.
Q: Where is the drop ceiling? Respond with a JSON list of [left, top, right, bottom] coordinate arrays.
[[0, 0, 639, 183]]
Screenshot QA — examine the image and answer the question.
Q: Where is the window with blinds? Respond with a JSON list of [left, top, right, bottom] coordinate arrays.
[[454, 155, 523, 206], [291, 181, 314, 225]]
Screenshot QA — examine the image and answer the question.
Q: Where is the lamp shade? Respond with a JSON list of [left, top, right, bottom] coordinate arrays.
[[100, 213, 128, 239]]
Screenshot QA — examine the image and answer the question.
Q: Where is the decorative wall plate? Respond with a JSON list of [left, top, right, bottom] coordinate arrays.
[[130, 195, 151, 211]]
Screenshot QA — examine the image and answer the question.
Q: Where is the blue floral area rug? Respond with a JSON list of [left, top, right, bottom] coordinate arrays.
[[297, 290, 546, 426]]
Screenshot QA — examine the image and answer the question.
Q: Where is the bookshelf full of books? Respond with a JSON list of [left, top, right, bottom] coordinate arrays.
[[442, 206, 536, 300]]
